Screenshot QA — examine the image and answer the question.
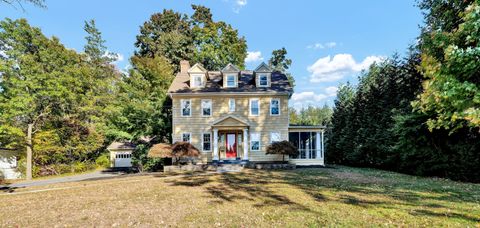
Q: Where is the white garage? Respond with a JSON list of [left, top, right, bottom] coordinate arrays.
[[107, 142, 136, 168], [0, 148, 21, 180]]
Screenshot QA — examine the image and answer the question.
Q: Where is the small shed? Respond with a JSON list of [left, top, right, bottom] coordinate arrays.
[[107, 142, 136, 168], [0, 148, 21, 179]]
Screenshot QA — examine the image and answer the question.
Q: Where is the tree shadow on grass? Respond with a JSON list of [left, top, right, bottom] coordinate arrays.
[[166, 171, 316, 213], [164, 167, 480, 224]]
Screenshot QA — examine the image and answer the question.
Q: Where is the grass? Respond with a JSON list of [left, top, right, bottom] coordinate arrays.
[[0, 166, 479, 227]]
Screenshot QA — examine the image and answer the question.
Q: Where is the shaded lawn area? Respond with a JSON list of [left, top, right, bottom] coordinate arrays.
[[0, 166, 479, 227]]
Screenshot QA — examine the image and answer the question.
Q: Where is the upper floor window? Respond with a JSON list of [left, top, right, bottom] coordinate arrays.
[[229, 99, 235, 112], [191, 74, 203, 88], [181, 99, 191, 117], [182, 132, 191, 143], [259, 74, 268, 87], [250, 98, 259, 116], [226, 74, 237, 87], [270, 99, 280, 116], [201, 99, 212, 116]]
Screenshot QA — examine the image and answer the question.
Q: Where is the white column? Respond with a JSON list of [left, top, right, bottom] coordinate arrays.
[[243, 128, 248, 160], [213, 128, 219, 161], [316, 131, 321, 159], [321, 130, 325, 159]]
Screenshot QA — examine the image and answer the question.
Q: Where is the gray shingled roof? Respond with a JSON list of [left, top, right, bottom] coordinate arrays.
[[168, 70, 293, 94]]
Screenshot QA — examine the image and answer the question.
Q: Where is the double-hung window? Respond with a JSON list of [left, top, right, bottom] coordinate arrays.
[[181, 99, 191, 117], [250, 133, 260, 151], [259, 74, 268, 87], [192, 75, 203, 88], [182, 133, 191, 143], [202, 133, 211, 151], [201, 99, 212, 116], [271, 132, 281, 143], [226, 74, 236, 87], [270, 99, 280, 116], [229, 99, 235, 112], [250, 98, 260, 116]]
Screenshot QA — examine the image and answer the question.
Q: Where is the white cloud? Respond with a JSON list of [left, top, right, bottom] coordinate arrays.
[[325, 86, 338, 97], [233, 0, 247, 13], [245, 51, 263, 63], [291, 87, 339, 110], [307, 41, 337, 50], [307, 54, 384, 82]]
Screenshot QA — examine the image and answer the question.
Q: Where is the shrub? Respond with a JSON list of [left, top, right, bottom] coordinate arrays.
[[132, 143, 164, 172], [266, 140, 298, 162], [95, 154, 110, 168]]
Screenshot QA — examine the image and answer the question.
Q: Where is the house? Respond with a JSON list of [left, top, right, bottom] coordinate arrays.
[[107, 142, 135, 168], [167, 60, 325, 166], [0, 148, 21, 179]]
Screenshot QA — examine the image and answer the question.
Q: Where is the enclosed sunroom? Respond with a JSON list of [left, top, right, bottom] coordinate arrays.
[[288, 125, 325, 166]]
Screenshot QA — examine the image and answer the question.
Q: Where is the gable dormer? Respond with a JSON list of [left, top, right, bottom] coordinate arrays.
[[254, 62, 272, 88], [221, 63, 240, 88], [188, 63, 208, 88]]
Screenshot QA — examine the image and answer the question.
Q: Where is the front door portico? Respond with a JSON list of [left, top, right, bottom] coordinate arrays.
[[211, 115, 250, 163]]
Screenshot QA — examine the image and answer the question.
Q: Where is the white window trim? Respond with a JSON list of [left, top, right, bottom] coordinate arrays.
[[270, 132, 281, 143], [250, 132, 261, 151], [181, 99, 191, 117], [249, 98, 260, 116], [202, 132, 212, 152], [228, 98, 236, 112], [270, 98, 281, 116], [182, 132, 191, 143], [201, 99, 212, 117], [258, 74, 269, 87], [225, 74, 237, 88]]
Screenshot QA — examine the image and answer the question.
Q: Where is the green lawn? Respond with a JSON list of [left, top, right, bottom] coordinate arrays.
[[1, 166, 479, 227]]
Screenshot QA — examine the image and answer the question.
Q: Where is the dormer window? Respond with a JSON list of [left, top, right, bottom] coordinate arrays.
[[259, 74, 269, 87], [192, 74, 203, 88], [226, 74, 237, 87]]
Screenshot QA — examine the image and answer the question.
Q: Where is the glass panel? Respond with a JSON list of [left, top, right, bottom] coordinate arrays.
[[271, 100, 279, 115], [182, 100, 190, 116], [229, 99, 235, 112], [259, 74, 268, 86], [250, 133, 260, 150], [311, 132, 317, 159], [300, 132, 310, 159], [289, 132, 300, 159], [271, 132, 280, 143], [202, 100, 211, 116], [182, 133, 190, 142], [251, 100, 259, 115], [227, 75, 236, 87], [203, 133, 211, 151], [226, 134, 236, 158]]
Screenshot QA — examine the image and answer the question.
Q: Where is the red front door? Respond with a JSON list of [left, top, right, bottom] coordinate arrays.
[[226, 133, 237, 158]]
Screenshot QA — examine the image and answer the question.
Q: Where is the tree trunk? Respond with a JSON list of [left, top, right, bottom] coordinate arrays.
[[26, 123, 33, 180]]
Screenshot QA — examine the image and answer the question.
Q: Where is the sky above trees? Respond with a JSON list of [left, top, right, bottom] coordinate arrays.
[[2, 0, 422, 109]]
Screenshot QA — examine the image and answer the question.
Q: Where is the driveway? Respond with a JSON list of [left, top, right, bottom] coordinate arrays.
[[3, 170, 125, 188]]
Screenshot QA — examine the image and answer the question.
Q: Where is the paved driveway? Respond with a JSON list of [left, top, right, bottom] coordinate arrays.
[[3, 170, 124, 188]]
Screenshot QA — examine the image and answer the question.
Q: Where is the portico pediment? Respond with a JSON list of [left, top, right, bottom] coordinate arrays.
[[211, 115, 249, 127]]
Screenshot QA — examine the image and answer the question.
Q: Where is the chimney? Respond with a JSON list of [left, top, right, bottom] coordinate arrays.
[[180, 60, 190, 73]]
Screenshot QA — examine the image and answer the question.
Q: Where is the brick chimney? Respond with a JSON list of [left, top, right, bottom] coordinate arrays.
[[180, 60, 190, 73]]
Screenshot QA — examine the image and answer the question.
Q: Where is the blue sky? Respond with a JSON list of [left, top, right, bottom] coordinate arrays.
[[2, 0, 423, 109]]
